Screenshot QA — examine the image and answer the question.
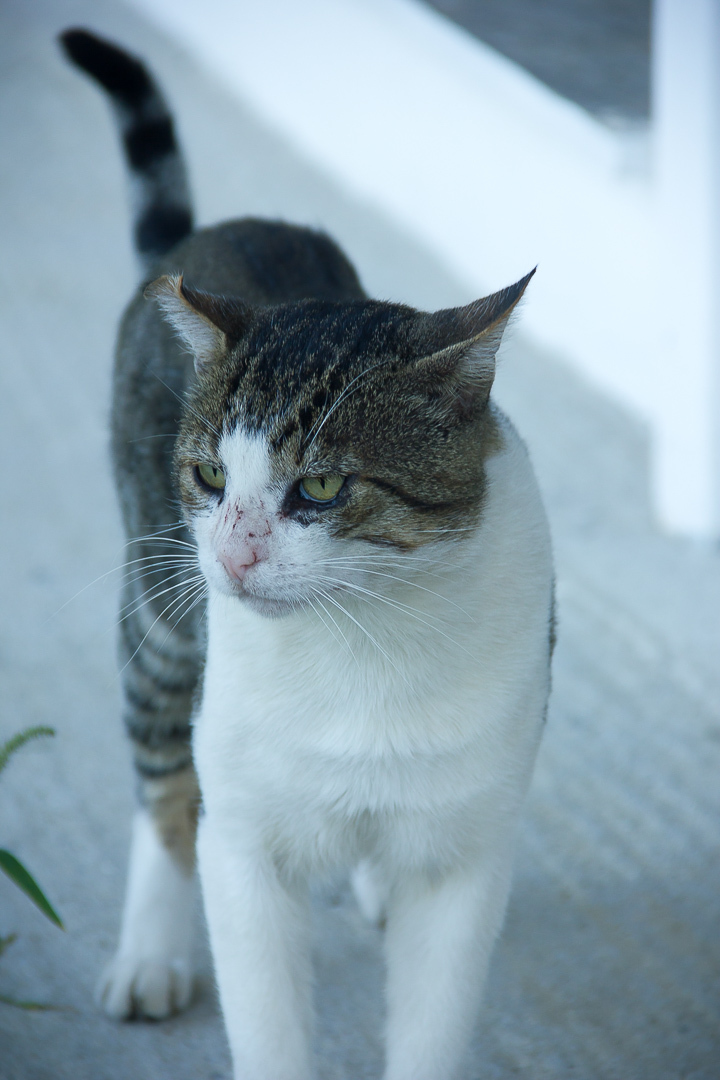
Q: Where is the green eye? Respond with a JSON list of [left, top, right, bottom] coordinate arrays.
[[299, 474, 345, 503], [195, 463, 226, 491]]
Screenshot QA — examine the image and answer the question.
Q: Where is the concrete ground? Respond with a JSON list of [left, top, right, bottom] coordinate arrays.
[[1, 1, 719, 1078]]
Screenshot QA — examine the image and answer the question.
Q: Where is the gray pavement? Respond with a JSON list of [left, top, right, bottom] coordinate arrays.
[[1, 1, 719, 1078]]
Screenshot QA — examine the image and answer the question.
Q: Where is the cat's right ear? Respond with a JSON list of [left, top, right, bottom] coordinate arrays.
[[145, 274, 251, 373]]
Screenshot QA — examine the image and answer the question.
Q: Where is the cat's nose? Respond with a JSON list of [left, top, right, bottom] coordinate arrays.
[[219, 551, 258, 582]]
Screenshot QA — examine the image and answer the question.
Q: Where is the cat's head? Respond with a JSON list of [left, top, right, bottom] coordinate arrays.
[[148, 271, 533, 617]]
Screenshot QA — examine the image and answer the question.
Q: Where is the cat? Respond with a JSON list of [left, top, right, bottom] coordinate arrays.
[[61, 28, 554, 1080]]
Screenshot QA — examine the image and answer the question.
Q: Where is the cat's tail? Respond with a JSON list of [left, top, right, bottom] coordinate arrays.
[[60, 28, 193, 271]]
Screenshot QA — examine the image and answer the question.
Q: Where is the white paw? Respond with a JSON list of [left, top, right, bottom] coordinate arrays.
[[97, 953, 193, 1020], [351, 860, 388, 928]]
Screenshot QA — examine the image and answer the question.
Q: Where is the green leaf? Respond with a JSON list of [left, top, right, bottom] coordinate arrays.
[[0, 992, 63, 1011], [0, 851, 64, 929], [0, 727, 55, 776]]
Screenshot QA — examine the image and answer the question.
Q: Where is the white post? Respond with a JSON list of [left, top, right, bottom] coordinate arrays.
[[652, 0, 720, 536]]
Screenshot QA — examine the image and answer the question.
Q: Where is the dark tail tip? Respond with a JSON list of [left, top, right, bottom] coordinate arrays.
[[60, 28, 194, 266], [59, 28, 153, 109]]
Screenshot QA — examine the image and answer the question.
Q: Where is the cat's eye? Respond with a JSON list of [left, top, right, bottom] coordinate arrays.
[[195, 463, 226, 491], [299, 474, 345, 503]]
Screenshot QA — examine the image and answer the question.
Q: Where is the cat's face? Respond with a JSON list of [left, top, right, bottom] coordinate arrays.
[[176, 423, 443, 618], [151, 275, 532, 616]]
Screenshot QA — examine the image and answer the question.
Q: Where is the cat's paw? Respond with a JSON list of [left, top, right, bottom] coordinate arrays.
[[96, 953, 193, 1020], [351, 859, 388, 928]]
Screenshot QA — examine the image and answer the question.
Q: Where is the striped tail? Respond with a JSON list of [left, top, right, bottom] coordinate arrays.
[[60, 28, 193, 270]]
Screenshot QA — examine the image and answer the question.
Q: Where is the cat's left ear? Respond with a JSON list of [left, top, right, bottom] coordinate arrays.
[[414, 268, 535, 417], [145, 274, 252, 373]]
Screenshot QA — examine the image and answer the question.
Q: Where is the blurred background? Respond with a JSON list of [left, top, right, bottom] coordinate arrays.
[[127, 0, 720, 540], [1, 1, 719, 1078]]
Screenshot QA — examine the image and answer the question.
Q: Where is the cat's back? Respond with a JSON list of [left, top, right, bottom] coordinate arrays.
[[152, 219, 366, 305]]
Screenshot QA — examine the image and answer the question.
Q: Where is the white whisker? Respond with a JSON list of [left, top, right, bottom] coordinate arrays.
[[303, 360, 389, 456], [317, 553, 441, 569], [122, 564, 198, 583], [122, 561, 199, 591], [313, 587, 410, 686], [321, 576, 472, 656], [128, 433, 178, 443], [116, 577, 207, 681], [318, 563, 474, 619], [121, 553, 199, 572], [308, 588, 359, 665], [301, 390, 330, 447], [126, 535, 196, 550], [118, 572, 205, 624], [48, 555, 190, 621], [151, 371, 221, 438], [136, 521, 187, 536], [152, 582, 209, 657]]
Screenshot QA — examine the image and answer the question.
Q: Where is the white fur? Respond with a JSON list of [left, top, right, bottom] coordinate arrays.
[[351, 858, 389, 926], [97, 809, 195, 1019], [191, 413, 553, 1080]]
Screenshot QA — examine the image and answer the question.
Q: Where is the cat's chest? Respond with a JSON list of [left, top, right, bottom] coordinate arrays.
[[197, 621, 474, 780], [198, 590, 490, 754], [192, 593, 540, 858], [194, 649, 495, 870]]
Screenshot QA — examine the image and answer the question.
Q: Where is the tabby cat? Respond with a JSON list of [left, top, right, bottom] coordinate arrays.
[[61, 28, 554, 1080]]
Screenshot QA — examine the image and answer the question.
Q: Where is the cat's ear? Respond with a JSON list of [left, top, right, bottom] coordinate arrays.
[[413, 269, 535, 417], [145, 274, 251, 373]]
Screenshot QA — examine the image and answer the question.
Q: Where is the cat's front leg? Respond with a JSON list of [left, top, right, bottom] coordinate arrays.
[[98, 769, 198, 1019], [383, 855, 515, 1080], [197, 813, 314, 1080]]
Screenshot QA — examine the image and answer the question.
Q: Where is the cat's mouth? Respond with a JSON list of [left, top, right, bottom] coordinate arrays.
[[241, 593, 298, 619], [217, 567, 302, 619]]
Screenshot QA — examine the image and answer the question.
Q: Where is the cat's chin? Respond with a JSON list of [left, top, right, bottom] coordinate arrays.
[[242, 594, 298, 619], [215, 583, 297, 618]]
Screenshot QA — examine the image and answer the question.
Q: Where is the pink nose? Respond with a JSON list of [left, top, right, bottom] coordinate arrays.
[[219, 551, 257, 583]]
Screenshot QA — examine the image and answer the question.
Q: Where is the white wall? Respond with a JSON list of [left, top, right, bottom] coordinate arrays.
[[652, 0, 720, 534], [129, 0, 720, 537]]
